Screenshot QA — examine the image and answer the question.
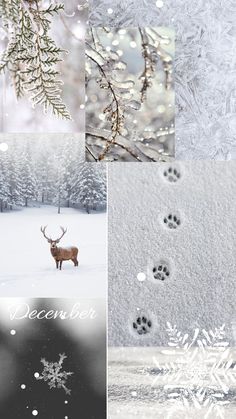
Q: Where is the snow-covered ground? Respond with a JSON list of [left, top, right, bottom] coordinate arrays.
[[108, 348, 236, 419], [0, 206, 107, 298]]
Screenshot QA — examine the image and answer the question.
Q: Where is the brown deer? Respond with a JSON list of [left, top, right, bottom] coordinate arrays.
[[41, 226, 79, 270]]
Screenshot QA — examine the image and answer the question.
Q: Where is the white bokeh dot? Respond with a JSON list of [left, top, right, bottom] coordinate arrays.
[[0, 143, 8, 152], [10, 329, 16, 335], [32, 410, 38, 416], [156, 0, 164, 7], [34, 372, 40, 378], [137, 272, 146, 282], [21, 384, 26, 390], [107, 8, 113, 14], [130, 41, 137, 48]]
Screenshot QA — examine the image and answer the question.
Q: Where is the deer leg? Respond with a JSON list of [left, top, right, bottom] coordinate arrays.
[[72, 258, 78, 267], [59, 260, 63, 270], [56, 260, 59, 269]]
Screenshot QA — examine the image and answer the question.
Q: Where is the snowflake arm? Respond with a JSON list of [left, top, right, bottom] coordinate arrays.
[[36, 353, 73, 395]]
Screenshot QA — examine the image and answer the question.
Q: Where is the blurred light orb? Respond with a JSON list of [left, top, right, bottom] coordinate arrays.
[[116, 50, 123, 57], [0, 142, 8, 152], [112, 40, 119, 46], [80, 104, 85, 109], [10, 329, 16, 335], [156, 0, 164, 7], [34, 372, 40, 378], [32, 410, 38, 416], [73, 25, 85, 40], [137, 272, 146, 282], [21, 384, 26, 390], [99, 113, 106, 121], [130, 41, 137, 49], [107, 8, 113, 14], [157, 104, 166, 114], [119, 29, 126, 35]]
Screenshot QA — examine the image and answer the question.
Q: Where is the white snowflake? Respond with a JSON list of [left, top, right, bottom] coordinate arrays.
[[36, 353, 73, 395], [151, 323, 236, 418]]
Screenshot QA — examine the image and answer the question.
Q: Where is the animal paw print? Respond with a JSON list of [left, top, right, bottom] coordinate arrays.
[[163, 166, 181, 183], [163, 214, 181, 229], [153, 264, 170, 281], [133, 315, 152, 335]]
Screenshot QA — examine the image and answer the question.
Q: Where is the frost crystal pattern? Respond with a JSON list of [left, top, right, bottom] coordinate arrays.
[[36, 353, 73, 395], [152, 323, 236, 418], [89, 0, 236, 160]]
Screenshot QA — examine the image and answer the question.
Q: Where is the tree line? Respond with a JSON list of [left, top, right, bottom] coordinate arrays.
[[0, 137, 106, 213]]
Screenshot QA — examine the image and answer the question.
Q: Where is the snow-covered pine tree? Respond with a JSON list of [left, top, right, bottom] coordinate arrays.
[[70, 163, 107, 213], [51, 143, 67, 214], [20, 143, 37, 207], [7, 149, 24, 209], [0, 152, 9, 212], [61, 138, 79, 208], [34, 141, 55, 204]]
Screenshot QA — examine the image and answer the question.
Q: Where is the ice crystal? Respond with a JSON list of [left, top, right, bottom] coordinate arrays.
[[86, 26, 174, 162], [89, 0, 236, 160], [36, 353, 73, 395], [152, 323, 236, 418]]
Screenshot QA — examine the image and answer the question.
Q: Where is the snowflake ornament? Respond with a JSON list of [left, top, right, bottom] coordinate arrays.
[[36, 353, 73, 395], [151, 323, 236, 418]]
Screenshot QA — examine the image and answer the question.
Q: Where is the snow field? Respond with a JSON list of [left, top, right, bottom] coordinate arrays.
[[0, 206, 107, 298]]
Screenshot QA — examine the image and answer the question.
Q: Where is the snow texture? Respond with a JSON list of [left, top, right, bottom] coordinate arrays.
[[89, 0, 236, 160], [108, 347, 236, 419], [108, 162, 236, 346], [0, 205, 106, 298]]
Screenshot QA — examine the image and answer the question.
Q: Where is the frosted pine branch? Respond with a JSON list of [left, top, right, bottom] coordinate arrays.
[[0, 0, 71, 119]]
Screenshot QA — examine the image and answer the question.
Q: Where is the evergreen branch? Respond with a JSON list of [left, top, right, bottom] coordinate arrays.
[[0, 0, 71, 119]]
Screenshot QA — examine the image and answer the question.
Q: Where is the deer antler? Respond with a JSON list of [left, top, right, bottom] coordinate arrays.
[[56, 226, 67, 243], [40, 226, 51, 241]]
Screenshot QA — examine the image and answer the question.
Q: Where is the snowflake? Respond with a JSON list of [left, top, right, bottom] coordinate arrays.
[[36, 353, 73, 395], [151, 323, 236, 418]]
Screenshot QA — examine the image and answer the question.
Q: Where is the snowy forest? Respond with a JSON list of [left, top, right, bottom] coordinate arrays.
[[0, 136, 107, 214]]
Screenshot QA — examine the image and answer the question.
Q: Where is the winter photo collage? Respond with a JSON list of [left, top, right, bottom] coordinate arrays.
[[0, 1, 236, 419]]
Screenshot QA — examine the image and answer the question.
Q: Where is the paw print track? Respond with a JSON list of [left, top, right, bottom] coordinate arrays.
[[163, 214, 181, 229], [133, 315, 152, 335], [153, 264, 170, 281], [163, 166, 181, 183]]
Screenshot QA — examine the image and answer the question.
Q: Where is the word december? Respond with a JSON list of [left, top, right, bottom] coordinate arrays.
[[9, 303, 97, 320]]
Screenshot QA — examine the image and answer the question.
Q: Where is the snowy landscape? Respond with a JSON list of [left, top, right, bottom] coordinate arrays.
[[0, 135, 107, 297]]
